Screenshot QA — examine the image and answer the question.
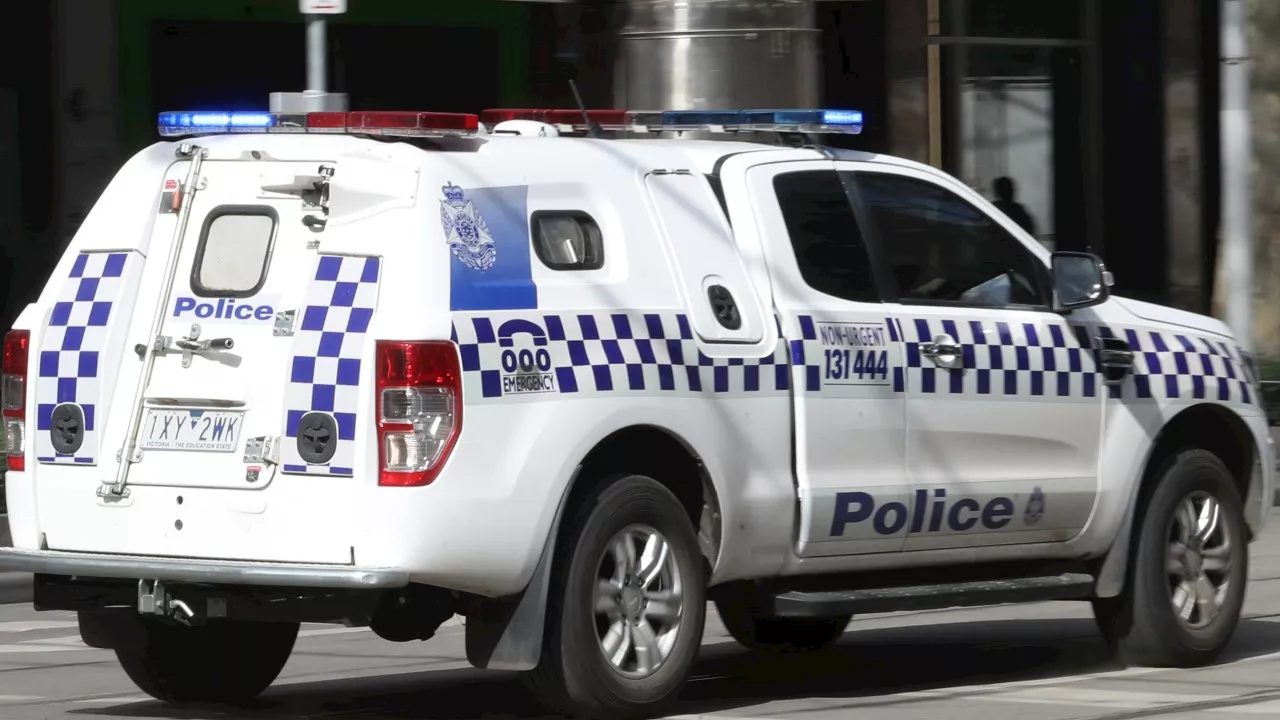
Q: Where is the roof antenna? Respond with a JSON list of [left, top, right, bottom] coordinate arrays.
[[802, 131, 837, 159], [568, 79, 603, 139]]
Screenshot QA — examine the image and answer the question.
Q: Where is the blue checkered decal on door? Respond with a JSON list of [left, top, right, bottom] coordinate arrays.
[[450, 312, 790, 399], [280, 254, 381, 476], [900, 316, 1101, 400], [34, 251, 139, 465], [893, 315, 1253, 406]]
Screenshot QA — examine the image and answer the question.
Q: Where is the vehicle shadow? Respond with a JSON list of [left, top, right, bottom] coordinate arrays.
[[66, 616, 1280, 720]]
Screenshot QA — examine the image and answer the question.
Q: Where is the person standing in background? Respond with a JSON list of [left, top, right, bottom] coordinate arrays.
[[993, 176, 1038, 237]]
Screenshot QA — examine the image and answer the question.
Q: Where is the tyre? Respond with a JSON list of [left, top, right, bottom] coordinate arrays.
[[715, 597, 849, 654], [114, 618, 299, 704], [1093, 448, 1248, 667], [523, 474, 706, 719]]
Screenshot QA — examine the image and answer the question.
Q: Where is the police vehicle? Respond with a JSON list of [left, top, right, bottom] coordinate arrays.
[[0, 104, 1271, 719]]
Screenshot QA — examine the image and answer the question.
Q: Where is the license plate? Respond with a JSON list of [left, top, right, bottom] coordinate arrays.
[[139, 409, 243, 453]]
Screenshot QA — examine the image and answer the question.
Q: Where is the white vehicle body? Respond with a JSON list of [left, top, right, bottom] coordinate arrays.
[[0, 107, 1271, 717]]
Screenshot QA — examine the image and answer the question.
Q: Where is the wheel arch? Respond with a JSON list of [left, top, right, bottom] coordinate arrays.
[[463, 423, 721, 672], [1094, 402, 1261, 598]]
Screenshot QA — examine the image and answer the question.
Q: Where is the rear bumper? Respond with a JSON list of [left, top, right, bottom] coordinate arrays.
[[0, 547, 410, 589]]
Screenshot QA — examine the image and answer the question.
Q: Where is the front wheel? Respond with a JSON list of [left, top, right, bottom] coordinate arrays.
[[522, 474, 706, 719], [1093, 448, 1248, 667], [114, 618, 299, 704]]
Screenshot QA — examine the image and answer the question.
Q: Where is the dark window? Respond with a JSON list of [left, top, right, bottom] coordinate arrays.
[[190, 206, 278, 298], [773, 170, 880, 303], [852, 171, 1050, 309], [531, 211, 604, 271]]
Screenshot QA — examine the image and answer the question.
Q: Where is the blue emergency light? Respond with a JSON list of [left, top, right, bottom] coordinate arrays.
[[157, 111, 276, 135], [658, 109, 863, 134]]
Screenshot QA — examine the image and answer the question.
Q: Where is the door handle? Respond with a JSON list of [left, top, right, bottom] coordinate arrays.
[[1096, 336, 1133, 385], [921, 334, 963, 369], [921, 342, 961, 358]]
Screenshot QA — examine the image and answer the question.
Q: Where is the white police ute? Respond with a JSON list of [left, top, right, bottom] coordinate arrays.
[[0, 104, 1272, 718]]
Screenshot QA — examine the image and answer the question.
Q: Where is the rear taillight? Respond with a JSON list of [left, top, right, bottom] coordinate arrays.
[[3, 330, 29, 472], [375, 341, 462, 487]]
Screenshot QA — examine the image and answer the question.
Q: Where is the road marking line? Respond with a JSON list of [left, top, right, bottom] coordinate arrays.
[[21, 636, 87, 647], [0, 621, 77, 633], [298, 626, 369, 638], [957, 687, 1229, 709], [0, 643, 88, 653], [1213, 699, 1280, 714], [70, 696, 153, 705]]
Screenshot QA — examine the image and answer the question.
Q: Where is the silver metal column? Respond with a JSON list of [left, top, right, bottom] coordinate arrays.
[[307, 15, 327, 94], [615, 0, 820, 110], [1220, 0, 1254, 349]]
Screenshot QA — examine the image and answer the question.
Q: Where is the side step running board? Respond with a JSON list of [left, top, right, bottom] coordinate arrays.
[[771, 573, 1096, 617]]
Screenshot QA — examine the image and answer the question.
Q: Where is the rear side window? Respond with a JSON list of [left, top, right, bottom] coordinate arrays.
[[532, 212, 604, 271], [191, 207, 278, 297], [773, 170, 880, 304]]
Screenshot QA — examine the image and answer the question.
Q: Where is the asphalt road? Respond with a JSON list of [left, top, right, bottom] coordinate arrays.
[[0, 522, 1279, 718]]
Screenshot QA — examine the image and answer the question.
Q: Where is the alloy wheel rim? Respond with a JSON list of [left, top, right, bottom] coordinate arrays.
[[1165, 490, 1234, 630], [593, 524, 684, 679]]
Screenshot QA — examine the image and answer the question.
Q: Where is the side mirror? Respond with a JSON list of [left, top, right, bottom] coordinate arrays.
[[1051, 251, 1113, 312]]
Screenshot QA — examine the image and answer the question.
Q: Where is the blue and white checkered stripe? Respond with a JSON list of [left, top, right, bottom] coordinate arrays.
[[451, 312, 790, 399], [890, 314, 1252, 406], [1093, 324, 1253, 405], [899, 316, 1101, 400], [280, 254, 381, 476], [35, 251, 140, 465]]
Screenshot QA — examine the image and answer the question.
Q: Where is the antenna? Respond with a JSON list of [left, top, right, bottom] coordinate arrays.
[[568, 79, 603, 139], [803, 131, 837, 159]]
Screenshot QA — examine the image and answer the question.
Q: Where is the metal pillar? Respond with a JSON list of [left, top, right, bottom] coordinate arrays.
[[615, 0, 820, 110], [307, 15, 327, 93], [1221, 0, 1253, 350]]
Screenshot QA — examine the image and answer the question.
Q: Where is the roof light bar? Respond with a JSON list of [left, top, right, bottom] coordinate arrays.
[[157, 110, 481, 138], [476, 108, 864, 135]]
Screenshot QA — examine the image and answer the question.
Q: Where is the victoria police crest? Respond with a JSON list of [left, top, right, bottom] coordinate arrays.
[[439, 182, 497, 271], [1024, 486, 1045, 526]]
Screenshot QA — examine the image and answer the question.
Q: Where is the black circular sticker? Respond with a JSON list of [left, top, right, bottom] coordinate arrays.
[[296, 412, 338, 465], [49, 404, 85, 455]]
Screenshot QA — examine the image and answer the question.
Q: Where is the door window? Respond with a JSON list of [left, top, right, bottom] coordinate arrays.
[[774, 170, 880, 304], [851, 171, 1050, 309]]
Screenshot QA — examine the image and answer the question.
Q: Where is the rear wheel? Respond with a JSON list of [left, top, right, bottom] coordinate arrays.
[[715, 598, 849, 654], [114, 618, 298, 704], [1093, 448, 1247, 667], [522, 474, 706, 719]]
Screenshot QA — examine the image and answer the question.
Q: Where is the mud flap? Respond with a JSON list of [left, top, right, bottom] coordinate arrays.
[[464, 466, 578, 671]]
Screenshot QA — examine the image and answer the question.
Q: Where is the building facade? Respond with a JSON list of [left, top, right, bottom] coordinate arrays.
[[3, 0, 1280, 363], [535, 0, 1280, 362]]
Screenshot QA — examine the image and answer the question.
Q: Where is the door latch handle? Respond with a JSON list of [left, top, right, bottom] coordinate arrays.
[[921, 334, 964, 370], [1096, 336, 1133, 386], [921, 342, 961, 358], [167, 324, 234, 368]]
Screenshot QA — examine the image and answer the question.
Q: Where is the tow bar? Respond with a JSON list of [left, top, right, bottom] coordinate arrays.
[[137, 579, 196, 625]]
